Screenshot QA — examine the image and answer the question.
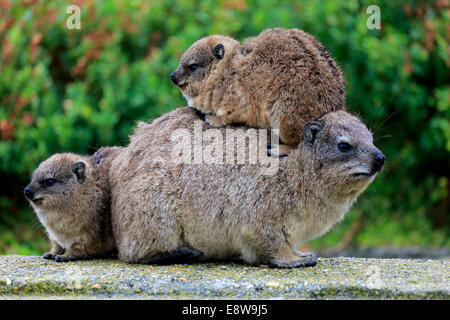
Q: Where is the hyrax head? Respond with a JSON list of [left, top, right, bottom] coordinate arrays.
[[170, 35, 239, 107], [24, 153, 91, 211], [302, 110, 385, 197]]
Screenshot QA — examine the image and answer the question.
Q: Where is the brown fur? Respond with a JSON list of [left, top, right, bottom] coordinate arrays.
[[110, 107, 384, 267], [25, 147, 121, 262], [171, 28, 346, 155]]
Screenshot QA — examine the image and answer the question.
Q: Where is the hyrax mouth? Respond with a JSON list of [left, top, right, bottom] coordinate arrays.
[[178, 82, 188, 89], [24, 188, 44, 204], [352, 172, 375, 178], [30, 197, 44, 204]]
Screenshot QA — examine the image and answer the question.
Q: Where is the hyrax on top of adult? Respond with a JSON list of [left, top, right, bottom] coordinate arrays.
[[171, 28, 346, 156]]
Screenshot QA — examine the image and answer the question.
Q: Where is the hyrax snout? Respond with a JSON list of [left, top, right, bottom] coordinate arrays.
[[110, 107, 384, 267], [25, 149, 120, 262], [171, 28, 346, 156]]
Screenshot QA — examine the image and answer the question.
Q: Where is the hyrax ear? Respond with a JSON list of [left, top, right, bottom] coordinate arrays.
[[212, 43, 224, 60], [304, 121, 324, 145], [72, 161, 86, 184]]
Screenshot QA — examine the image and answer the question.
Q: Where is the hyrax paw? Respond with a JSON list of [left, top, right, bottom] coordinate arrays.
[[294, 250, 316, 261], [204, 115, 217, 127], [267, 144, 291, 157], [53, 255, 82, 263], [53, 255, 70, 262], [43, 253, 55, 260], [142, 247, 203, 265], [177, 247, 203, 262], [204, 115, 223, 127], [269, 255, 317, 268]]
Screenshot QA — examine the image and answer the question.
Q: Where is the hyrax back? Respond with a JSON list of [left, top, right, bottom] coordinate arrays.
[[171, 28, 346, 155], [24, 148, 120, 262], [110, 107, 384, 267]]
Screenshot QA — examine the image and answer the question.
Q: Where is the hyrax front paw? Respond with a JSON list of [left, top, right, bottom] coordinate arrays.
[[267, 144, 293, 157], [269, 257, 316, 268], [43, 252, 56, 260], [294, 250, 317, 266], [53, 254, 84, 262], [269, 249, 317, 268], [204, 115, 226, 127]]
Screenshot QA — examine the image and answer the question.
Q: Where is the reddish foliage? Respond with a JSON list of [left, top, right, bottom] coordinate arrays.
[[146, 32, 162, 60], [29, 33, 42, 62], [0, 17, 14, 33], [71, 30, 113, 76], [436, 0, 448, 10], [0, 0, 11, 10], [70, 0, 86, 6], [32, 7, 57, 31], [224, 0, 247, 11], [122, 15, 138, 34], [447, 24, 450, 43], [403, 52, 412, 75], [403, 4, 413, 16], [22, 113, 34, 126], [424, 19, 436, 51], [0, 120, 13, 140], [19, 0, 38, 6], [2, 38, 12, 63]]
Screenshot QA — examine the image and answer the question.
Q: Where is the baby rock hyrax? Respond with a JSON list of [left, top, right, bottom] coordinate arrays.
[[171, 28, 346, 156], [24, 147, 120, 262], [110, 107, 385, 267]]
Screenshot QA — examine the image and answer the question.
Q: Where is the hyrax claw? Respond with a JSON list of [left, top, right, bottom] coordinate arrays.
[[43, 253, 55, 260]]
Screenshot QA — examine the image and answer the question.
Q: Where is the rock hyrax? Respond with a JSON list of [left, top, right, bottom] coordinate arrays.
[[24, 148, 120, 262], [110, 107, 385, 267], [171, 28, 346, 156]]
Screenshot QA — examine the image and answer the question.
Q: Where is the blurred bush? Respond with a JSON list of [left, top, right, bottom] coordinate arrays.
[[0, 0, 448, 254]]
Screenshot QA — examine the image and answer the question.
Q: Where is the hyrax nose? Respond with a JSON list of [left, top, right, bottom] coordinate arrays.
[[24, 186, 33, 199], [170, 72, 179, 86], [373, 152, 386, 172]]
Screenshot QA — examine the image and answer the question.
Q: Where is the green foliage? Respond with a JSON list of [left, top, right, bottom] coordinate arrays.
[[0, 0, 448, 254]]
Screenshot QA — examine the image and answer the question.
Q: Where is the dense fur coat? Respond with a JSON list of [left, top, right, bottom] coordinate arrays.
[[171, 28, 346, 155], [109, 107, 384, 267], [25, 148, 120, 262]]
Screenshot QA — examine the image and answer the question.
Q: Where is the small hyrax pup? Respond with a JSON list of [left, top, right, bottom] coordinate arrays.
[[110, 107, 385, 267], [170, 28, 346, 156], [24, 147, 120, 262], [25, 147, 201, 265]]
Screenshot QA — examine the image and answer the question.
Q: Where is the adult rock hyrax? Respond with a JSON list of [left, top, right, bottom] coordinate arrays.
[[170, 28, 346, 156], [24, 147, 120, 262], [110, 107, 385, 267]]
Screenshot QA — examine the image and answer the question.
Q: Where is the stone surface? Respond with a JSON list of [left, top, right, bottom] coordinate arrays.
[[0, 255, 448, 299], [317, 246, 450, 259]]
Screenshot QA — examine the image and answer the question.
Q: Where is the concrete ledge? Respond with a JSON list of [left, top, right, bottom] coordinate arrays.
[[0, 255, 448, 299]]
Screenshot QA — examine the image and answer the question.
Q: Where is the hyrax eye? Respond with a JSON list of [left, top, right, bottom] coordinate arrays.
[[188, 64, 199, 72], [42, 179, 56, 187], [337, 142, 353, 153]]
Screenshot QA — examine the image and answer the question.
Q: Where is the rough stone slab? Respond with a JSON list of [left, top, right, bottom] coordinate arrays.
[[0, 255, 448, 299]]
